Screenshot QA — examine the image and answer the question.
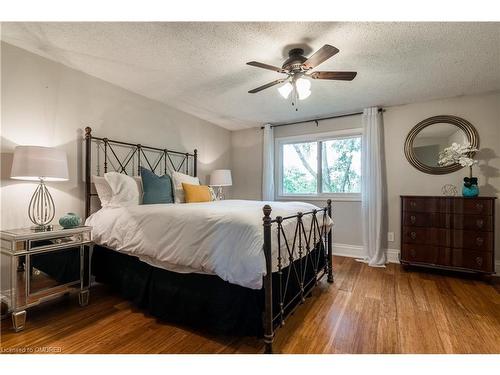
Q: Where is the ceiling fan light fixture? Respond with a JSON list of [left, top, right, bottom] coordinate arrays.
[[295, 77, 311, 100], [295, 77, 311, 91], [278, 81, 293, 99], [247, 45, 356, 109], [298, 88, 311, 100]]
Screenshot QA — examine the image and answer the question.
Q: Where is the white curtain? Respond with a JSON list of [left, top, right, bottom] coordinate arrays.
[[361, 108, 386, 266], [262, 124, 275, 201]]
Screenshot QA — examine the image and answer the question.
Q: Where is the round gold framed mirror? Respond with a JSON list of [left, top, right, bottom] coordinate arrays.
[[404, 115, 479, 175]]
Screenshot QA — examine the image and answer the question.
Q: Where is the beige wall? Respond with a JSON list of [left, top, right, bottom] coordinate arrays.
[[231, 128, 263, 201], [384, 91, 500, 261], [231, 91, 500, 263], [1, 42, 231, 229]]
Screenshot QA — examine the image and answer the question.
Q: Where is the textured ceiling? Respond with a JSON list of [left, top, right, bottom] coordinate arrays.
[[1, 22, 499, 130]]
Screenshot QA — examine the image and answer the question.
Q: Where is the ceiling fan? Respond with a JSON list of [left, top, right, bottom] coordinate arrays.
[[247, 45, 357, 109]]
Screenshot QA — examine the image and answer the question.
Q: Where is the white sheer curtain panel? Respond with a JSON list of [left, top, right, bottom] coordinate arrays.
[[361, 108, 386, 266], [262, 124, 275, 201]]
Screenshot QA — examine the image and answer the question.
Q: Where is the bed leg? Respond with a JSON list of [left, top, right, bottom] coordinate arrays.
[[85, 126, 92, 219], [264, 341, 273, 354], [327, 199, 334, 284], [262, 205, 274, 354]]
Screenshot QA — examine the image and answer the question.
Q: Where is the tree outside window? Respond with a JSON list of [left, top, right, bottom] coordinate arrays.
[[281, 135, 361, 196]]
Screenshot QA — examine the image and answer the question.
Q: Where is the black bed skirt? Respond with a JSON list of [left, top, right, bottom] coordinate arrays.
[[92, 245, 325, 336]]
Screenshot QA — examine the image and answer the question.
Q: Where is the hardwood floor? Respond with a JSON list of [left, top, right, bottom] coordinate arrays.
[[1, 256, 499, 354]]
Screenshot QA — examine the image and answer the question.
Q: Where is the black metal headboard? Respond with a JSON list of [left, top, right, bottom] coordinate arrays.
[[84, 127, 197, 218]]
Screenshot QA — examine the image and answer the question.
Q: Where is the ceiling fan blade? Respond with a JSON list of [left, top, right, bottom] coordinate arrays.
[[302, 45, 340, 70], [247, 61, 286, 73], [248, 78, 287, 94], [310, 71, 357, 81]]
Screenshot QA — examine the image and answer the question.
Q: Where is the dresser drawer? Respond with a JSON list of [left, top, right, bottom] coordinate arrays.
[[401, 244, 438, 264], [402, 197, 440, 213], [402, 227, 450, 246], [403, 212, 450, 228], [452, 230, 493, 251], [452, 215, 493, 231], [452, 199, 493, 215], [401, 244, 451, 265], [451, 249, 493, 272]]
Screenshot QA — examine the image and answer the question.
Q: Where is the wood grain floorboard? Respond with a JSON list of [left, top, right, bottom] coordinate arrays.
[[1, 256, 499, 354]]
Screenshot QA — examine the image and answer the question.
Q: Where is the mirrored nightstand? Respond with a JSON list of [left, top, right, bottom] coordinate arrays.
[[0, 225, 93, 332]]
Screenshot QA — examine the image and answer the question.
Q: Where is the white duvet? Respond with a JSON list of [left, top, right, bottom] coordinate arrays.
[[86, 199, 332, 289]]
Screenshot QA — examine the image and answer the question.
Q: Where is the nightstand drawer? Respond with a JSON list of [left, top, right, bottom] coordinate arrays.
[[29, 232, 91, 251]]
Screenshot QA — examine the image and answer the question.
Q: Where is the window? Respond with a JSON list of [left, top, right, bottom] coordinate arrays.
[[282, 141, 317, 194], [277, 130, 362, 200]]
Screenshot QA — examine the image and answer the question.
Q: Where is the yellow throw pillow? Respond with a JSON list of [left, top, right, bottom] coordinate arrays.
[[182, 183, 212, 203]]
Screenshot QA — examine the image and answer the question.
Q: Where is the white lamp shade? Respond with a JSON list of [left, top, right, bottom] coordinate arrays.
[[10, 146, 69, 181], [278, 82, 293, 99], [210, 169, 232, 186], [296, 77, 311, 100]]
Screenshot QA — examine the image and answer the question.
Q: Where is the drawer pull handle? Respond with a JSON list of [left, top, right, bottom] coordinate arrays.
[[51, 235, 81, 245], [410, 231, 417, 240], [410, 215, 416, 224], [476, 219, 484, 228], [476, 237, 484, 246], [475, 203, 484, 211], [410, 201, 417, 208], [475, 257, 483, 267]]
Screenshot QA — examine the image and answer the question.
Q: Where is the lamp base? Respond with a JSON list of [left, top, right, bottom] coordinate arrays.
[[28, 179, 56, 228], [216, 186, 225, 200], [30, 224, 55, 232]]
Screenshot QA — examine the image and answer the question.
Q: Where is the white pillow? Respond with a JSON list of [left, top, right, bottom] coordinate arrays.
[[103, 172, 141, 207], [134, 176, 144, 203], [171, 171, 200, 203], [93, 175, 113, 207], [93, 175, 143, 207]]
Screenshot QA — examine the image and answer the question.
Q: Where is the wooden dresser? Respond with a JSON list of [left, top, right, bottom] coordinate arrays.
[[400, 196, 496, 274]]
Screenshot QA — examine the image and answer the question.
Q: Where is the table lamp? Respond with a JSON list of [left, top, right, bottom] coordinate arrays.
[[10, 146, 69, 229], [209, 169, 232, 200]]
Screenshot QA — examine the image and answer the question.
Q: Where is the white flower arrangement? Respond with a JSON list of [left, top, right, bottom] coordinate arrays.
[[438, 142, 478, 168], [438, 142, 479, 181]]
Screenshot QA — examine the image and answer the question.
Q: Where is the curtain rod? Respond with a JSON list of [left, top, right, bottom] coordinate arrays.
[[260, 108, 385, 129]]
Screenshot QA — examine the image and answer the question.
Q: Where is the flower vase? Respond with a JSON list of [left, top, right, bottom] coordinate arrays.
[[462, 167, 479, 197]]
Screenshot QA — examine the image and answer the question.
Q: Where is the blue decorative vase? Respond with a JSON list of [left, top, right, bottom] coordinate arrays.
[[59, 213, 82, 228], [462, 177, 479, 197]]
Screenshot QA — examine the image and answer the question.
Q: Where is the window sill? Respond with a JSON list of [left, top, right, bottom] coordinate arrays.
[[276, 195, 361, 202]]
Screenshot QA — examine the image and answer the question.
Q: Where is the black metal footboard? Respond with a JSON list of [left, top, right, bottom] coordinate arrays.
[[262, 199, 333, 353]]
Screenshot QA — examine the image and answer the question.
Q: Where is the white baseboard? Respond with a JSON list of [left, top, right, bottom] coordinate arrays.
[[387, 248, 401, 264], [332, 243, 364, 259], [332, 242, 400, 264], [333, 242, 500, 274]]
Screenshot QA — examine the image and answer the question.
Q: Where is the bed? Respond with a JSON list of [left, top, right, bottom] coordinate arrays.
[[84, 127, 334, 353]]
